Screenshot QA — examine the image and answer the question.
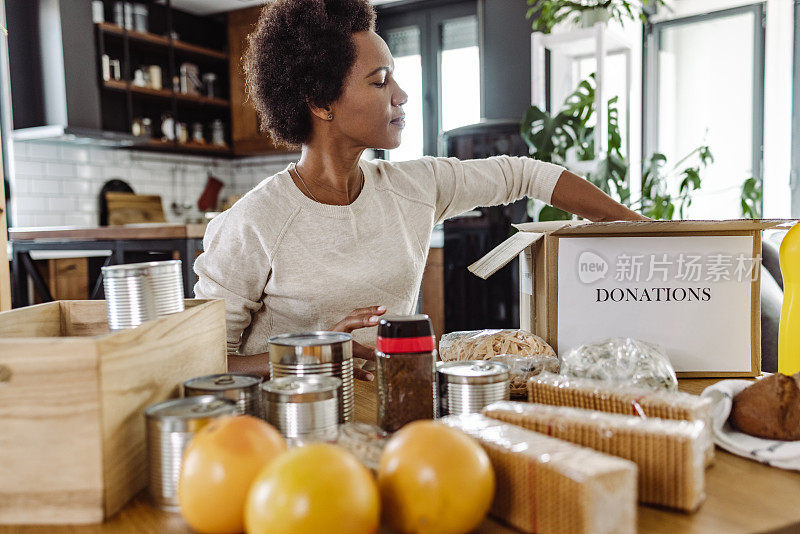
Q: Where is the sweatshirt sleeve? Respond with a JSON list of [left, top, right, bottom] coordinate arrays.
[[193, 210, 271, 355], [417, 156, 565, 224]]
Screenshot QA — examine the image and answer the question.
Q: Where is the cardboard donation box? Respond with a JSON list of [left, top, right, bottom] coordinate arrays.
[[469, 220, 795, 377]]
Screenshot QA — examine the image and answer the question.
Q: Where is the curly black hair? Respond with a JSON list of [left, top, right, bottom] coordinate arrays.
[[243, 0, 377, 147]]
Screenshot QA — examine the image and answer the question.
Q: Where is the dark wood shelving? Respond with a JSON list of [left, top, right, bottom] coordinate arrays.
[[102, 79, 230, 108], [96, 22, 228, 61], [144, 139, 232, 156], [94, 5, 234, 157]]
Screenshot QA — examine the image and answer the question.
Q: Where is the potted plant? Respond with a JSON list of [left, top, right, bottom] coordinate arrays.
[[526, 0, 665, 34]]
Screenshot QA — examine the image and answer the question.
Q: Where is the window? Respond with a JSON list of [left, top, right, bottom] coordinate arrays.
[[385, 27, 424, 162], [573, 52, 629, 159], [439, 16, 480, 133], [378, 2, 480, 160], [644, 4, 765, 219]]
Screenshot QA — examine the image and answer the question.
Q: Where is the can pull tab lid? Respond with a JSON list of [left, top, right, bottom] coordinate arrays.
[[191, 399, 227, 414], [472, 361, 494, 372], [214, 375, 235, 386]]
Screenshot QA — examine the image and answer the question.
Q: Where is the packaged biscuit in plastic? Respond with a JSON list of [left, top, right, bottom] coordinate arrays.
[[483, 401, 708, 512], [528, 372, 714, 466], [440, 413, 637, 534]]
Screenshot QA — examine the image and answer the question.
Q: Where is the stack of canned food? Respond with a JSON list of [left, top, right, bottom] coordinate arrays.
[[144, 316, 513, 510]]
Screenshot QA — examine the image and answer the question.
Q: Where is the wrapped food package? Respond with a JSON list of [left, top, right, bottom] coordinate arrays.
[[560, 337, 678, 391], [483, 401, 707, 512], [334, 423, 389, 472], [440, 414, 637, 534], [528, 372, 714, 466], [439, 330, 558, 397], [490, 354, 560, 398]]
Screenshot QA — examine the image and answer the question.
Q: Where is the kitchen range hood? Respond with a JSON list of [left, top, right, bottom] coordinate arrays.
[[6, 0, 144, 146]]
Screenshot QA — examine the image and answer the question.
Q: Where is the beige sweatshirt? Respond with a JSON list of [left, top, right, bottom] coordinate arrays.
[[193, 156, 565, 355]]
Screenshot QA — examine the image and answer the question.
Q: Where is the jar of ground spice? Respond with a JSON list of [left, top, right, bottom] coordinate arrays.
[[375, 314, 436, 432]]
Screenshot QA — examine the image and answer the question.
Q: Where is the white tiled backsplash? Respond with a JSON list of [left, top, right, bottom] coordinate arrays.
[[8, 140, 299, 228]]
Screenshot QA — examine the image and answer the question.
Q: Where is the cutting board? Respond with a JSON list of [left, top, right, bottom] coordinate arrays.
[[105, 192, 167, 226]]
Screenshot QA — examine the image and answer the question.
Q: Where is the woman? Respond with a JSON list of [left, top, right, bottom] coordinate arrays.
[[193, 0, 646, 379]]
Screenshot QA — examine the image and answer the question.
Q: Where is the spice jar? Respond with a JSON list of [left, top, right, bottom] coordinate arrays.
[[375, 314, 436, 432]]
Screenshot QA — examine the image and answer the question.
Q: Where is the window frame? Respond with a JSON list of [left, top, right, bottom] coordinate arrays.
[[793, 0, 800, 217], [642, 3, 766, 216], [377, 1, 479, 157]]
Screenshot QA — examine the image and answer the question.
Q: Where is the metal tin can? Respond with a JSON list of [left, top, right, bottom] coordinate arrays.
[[144, 396, 237, 511], [262, 375, 340, 443], [102, 260, 184, 330], [437, 360, 510, 416], [268, 332, 353, 423], [183, 373, 263, 417]]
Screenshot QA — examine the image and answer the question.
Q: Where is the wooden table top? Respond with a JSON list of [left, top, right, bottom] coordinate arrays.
[[9, 224, 207, 242], [2, 378, 799, 534]]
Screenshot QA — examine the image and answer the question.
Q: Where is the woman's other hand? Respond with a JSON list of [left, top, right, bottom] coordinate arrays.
[[331, 305, 387, 381]]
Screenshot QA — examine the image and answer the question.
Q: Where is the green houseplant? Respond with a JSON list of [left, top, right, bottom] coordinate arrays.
[[741, 177, 763, 218], [526, 0, 665, 34]]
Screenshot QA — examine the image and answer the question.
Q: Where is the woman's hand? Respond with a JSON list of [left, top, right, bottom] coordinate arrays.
[[331, 305, 387, 381]]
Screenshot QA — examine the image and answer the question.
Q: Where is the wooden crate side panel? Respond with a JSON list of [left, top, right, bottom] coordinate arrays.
[[62, 300, 111, 337], [62, 299, 213, 338], [0, 340, 104, 524], [96, 300, 227, 517], [0, 302, 63, 338]]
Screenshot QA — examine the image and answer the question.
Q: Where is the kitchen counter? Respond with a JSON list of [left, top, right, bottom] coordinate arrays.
[[8, 224, 206, 306], [2, 378, 799, 533], [8, 223, 208, 241]]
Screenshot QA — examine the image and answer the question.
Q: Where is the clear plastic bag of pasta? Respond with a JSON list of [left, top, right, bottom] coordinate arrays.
[[439, 329, 558, 397]]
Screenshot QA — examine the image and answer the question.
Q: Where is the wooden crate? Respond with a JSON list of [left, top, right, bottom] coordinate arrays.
[[0, 299, 227, 525]]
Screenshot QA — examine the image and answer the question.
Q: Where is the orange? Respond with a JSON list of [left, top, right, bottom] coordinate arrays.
[[178, 415, 287, 534], [244, 443, 380, 534], [377, 420, 495, 534]]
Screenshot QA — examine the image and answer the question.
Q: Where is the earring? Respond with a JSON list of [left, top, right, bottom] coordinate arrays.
[[327, 113, 333, 120]]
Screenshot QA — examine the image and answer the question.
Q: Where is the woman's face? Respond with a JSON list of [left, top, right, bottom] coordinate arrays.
[[328, 30, 408, 150]]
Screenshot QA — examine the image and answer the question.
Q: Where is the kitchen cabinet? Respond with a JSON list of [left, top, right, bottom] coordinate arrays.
[[227, 5, 292, 156], [7, 0, 232, 155], [33, 258, 89, 303], [421, 247, 444, 341]]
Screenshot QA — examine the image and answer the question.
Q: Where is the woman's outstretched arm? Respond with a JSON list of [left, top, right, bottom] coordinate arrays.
[[550, 169, 649, 222]]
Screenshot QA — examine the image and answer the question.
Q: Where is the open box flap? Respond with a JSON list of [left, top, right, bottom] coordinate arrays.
[[468, 231, 545, 280], [515, 218, 796, 235], [473, 219, 797, 280], [513, 220, 590, 233]]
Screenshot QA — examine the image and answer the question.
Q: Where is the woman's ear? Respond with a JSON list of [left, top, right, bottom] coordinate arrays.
[[307, 100, 334, 122]]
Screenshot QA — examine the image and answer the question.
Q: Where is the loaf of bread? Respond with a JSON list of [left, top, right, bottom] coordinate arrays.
[[730, 372, 800, 441], [440, 413, 637, 534], [484, 401, 708, 512]]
